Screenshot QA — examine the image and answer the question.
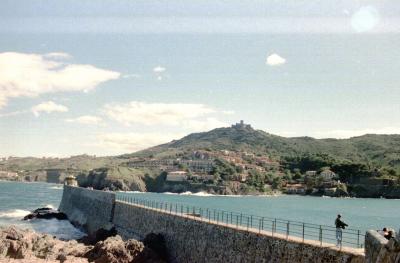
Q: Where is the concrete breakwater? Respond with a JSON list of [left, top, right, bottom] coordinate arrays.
[[59, 185, 368, 262]]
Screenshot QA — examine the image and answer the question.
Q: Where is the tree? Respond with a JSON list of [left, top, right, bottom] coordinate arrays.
[[272, 177, 282, 189]]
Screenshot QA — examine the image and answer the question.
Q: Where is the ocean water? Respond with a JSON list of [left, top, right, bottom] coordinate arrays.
[[1, 181, 399, 241], [0, 181, 85, 240]]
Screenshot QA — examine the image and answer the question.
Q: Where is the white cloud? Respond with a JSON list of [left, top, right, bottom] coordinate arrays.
[[122, 73, 141, 79], [153, 66, 166, 81], [182, 117, 228, 132], [311, 127, 400, 139], [102, 101, 216, 126], [0, 52, 120, 108], [351, 6, 380, 33], [0, 110, 29, 118], [266, 53, 286, 66], [65, 115, 103, 125], [44, 52, 72, 59], [222, 110, 235, 115], [31, 101, 68, 117], [153, 66, 166, 73], [95, 132, 184, 153]]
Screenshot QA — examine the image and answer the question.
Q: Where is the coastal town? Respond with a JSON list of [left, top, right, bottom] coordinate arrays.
[[1, 120, 399, 198]]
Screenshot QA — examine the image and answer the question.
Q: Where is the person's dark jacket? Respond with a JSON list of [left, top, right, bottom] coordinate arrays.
[[335, 218, 348, 229]]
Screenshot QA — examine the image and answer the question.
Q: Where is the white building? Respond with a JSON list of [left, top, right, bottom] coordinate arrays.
[[305, 171, 317, 177], [166, 171, 188, 182], [320, 170, 336, 181], [0, 171, 18, 178]]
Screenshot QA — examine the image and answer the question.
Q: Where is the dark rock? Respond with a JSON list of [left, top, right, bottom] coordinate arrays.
[[23, 208, 67, 221], [143, 233, 168, 262], [85, 235, 165, 263], [0, 226, 90, 261], [4, 227, 24, 241], [78, 227, 118, 245], [0, 226, 165, 263]]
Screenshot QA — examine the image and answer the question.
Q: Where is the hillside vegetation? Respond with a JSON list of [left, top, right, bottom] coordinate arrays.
[[131, 126, 400, 173], [1, 125, 399, 196]]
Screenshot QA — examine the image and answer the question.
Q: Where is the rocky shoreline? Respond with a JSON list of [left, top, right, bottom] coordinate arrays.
[[0, 226, 166, 263]]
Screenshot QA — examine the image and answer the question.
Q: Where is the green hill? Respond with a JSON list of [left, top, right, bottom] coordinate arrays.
[[131, 125, 400, 173], [1, 124, 399, 195]]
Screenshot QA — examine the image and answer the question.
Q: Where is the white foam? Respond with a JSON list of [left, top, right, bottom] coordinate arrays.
[[44, 204, 55, 209], [49, 185, 63, 190], [179, 191, 194, 195], [118, 190, 145, 194], [30, 218, 86, 240], [0, 209, 30, 218], [183, 191, 215, 197]]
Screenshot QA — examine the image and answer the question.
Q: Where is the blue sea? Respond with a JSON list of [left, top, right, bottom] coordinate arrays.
[[0, 181, 399, 240], [0, 181, 85, 240]]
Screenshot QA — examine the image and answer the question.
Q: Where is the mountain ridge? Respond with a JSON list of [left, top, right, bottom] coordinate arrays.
[[129, 125, 400, 171]]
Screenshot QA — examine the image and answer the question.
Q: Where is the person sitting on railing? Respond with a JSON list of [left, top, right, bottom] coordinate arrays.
[[378, 227, 389, 236], [335, 214, 348, 247], [384, 230, 395, 240]]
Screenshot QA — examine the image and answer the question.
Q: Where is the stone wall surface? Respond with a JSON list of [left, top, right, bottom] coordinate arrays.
[[58, 185, 115, 235], [58, 186, 375, 263], [113, 201, 364, 263], [365, 230, 400, 263]]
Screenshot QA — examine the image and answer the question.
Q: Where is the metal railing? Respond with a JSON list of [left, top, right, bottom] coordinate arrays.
[[115, 195, 364, 249]]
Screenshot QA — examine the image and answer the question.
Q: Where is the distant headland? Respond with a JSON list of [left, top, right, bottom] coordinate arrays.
[[1, 121, 399, 198]]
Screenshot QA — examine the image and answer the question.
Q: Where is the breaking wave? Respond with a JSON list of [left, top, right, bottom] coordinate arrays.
[[49, 185, 63, 190], [0, 209, 30, 219], [30, 218, 86, 240]]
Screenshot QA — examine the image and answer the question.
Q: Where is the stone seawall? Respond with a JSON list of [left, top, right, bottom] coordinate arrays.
[[365, 230, 400, 263], [59, 186, 368, 263], [58, 185, 115, 235], [113, 201, 364, 263]]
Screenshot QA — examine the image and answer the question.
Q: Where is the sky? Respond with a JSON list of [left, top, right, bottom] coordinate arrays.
[[0, 0, 399, 157]]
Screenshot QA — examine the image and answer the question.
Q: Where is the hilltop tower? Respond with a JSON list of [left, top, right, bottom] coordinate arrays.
[[64, 175, 78, 186], [231, 120, 252, 129]]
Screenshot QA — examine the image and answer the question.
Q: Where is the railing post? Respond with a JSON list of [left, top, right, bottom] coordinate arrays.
[[302, 223, 305, 242], [247, 216, 249, 231], [357, 230, 360, 248], [286, 221, 289, 239], [319, 226, 322, 246], [230, 212, 233, 224], [250, 215, 253, 229], [240, 213, 243, 227], [273, 219, 276, 236], [261, 217, 264, 232]]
